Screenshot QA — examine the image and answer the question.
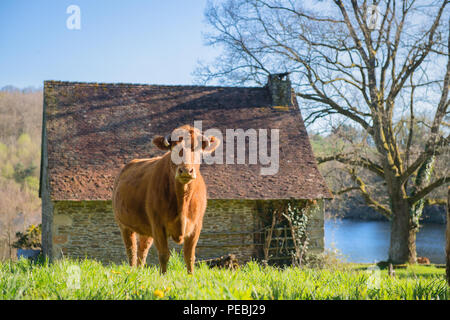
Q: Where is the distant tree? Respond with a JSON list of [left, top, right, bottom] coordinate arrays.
[[12, 224, 42, 250], [198, 0, 450, 263], [13, 163, 36, 184]]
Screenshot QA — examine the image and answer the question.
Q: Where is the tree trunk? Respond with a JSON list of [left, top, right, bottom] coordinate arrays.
[[410, 156, 435, 229], [388, 198, 417, 264], [389, 156, 435, 265]]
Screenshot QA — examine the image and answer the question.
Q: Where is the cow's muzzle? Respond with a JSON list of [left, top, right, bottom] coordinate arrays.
[[176, 167, 196, 184]]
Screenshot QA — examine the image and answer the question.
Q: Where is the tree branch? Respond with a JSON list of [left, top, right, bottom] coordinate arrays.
[[408, 176, 450, 206], [424, 198, 447, 206], [297, 92, 373, 133], [333, 186, 360, 195], [317, 153, 384, 177], [349, 169, 392, 219]]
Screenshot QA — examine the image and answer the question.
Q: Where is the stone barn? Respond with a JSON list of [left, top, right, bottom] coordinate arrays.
[[39, 74, 332, 265]]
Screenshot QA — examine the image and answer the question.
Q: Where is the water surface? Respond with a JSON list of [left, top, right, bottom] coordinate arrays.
[[325, 219, 446, 263]]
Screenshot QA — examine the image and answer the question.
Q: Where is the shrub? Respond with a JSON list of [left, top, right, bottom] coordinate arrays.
[[12, 224, 41, 250]]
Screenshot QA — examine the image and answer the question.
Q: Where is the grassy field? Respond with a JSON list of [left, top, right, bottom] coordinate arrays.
[[0, 252, 448, 300]]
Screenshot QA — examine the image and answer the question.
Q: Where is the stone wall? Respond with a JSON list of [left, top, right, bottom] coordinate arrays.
[[49, 199, 324, 265], [40, 99, 53, 260], [306, 200, 325, 254]]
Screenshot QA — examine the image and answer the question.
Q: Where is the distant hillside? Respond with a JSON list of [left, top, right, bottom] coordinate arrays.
[[1, 85, 42, 93], [0, 88, 42, 259]]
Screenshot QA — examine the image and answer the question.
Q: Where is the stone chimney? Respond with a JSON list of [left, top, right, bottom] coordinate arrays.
[[266, 73, 293, 107]]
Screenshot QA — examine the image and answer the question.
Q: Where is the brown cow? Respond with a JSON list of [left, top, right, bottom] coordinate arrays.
[[112, 125, 220, 273]]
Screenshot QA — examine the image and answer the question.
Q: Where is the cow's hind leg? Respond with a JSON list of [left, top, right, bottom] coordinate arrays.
[[137, 235, 153, 267], [119, 226, 137, 267]]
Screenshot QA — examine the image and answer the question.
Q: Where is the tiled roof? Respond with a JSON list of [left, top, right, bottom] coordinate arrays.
[[41, 80, 332, 200]]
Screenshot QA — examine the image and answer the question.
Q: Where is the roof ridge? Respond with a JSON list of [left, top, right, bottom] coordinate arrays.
[[43, 80, 263, 90]]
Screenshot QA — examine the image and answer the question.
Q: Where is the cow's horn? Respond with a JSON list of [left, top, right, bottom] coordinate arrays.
[[163, 134, 171, 147]]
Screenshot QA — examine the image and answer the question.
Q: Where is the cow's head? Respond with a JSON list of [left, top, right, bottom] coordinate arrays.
[[153, 125, 220, 184]]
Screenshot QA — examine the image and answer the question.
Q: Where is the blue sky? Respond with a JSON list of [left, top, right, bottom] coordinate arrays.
[[0, 0, 219, 88]]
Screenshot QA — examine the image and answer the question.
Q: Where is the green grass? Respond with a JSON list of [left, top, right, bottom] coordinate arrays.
[[0, 252, 448, 300]]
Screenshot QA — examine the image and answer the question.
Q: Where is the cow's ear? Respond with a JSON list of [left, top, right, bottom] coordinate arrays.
[[153, 136, 171, 151], [202, 136, 220, 153]]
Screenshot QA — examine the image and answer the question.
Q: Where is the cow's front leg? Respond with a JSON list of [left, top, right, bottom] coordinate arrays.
[[183, 227, 201, 274], [153, 229, 170, 274], [157, 245, 170, 274]]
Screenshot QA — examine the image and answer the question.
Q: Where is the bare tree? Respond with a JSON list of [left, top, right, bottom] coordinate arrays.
[[197, 0, 450, 263]]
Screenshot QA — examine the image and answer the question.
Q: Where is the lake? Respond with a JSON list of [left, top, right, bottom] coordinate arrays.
[[325, 219, 446, 264]]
